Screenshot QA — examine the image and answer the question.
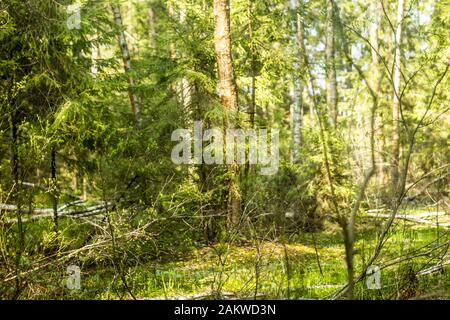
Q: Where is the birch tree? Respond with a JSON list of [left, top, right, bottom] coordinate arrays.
[[326, 0, 338, 128]]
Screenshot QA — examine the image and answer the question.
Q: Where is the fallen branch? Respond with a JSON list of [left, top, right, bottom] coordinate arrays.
[[2, 218, 156, 283], [417, 260, 450, 276]]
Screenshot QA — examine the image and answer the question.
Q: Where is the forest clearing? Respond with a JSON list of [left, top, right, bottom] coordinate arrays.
[[1, 0, 449, 301]]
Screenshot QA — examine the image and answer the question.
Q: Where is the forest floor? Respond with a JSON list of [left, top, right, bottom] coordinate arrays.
[[3, 206, 450, 300]]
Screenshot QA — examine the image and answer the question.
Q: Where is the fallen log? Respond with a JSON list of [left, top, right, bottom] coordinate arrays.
[[145, 291, 239, 300], [365, 211, 450, 228], [1, 202, 111, 225], [366, 209, 448, 218], [0, 203, 53, 215]]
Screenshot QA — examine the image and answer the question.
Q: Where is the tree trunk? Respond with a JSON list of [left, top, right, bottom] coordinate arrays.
[[213, 0, 241, 229], [248, 0, 256, 130], [290, 0, 305, 163], [214, 0, 238, 112], [111, 4, 142, 125], [369, 0, 387, 188], [391, 0, 404, 193], [91, 42, 98, 78], [51, 148, 58, 233], [326, 0, 338, 128], [9, 108, 23, 299], [179, 7, 191, 115], [82, 176, 88, 201], [148, 3, 157, 48], [244, 0, 257, 179], [168, 2, 191, 118], [9, 111, 23, 249]]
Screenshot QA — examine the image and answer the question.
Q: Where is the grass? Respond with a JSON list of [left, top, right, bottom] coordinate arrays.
[[2, 206, 450, 300]]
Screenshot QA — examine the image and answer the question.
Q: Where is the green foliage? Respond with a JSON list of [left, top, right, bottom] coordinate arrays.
[[1, 0, 449, 300]]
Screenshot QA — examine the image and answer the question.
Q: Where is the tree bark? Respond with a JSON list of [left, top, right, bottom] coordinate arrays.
[[244, 0, 257, 179], [9, 107, 23, 299], [290, 0, 305, 163], [51, 148, 58, 233], [391, 0, 404, 193], [326, 0, 338, 128], [82, 176, 87, 201], [111, 4, 142, 125], [213, 0, 241, 229], [9, 111, 23, 248], [168, 2, 191, 117], [214, 0, 238, 112], [369, 0, 387, 187], [248, 0, 256, 130]]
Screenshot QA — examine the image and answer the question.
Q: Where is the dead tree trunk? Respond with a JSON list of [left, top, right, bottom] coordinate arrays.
[[51, 148, 58, 233], [9, 111, 23, 249], [111, 4, 142, 125], [8, 106, 23, 299]]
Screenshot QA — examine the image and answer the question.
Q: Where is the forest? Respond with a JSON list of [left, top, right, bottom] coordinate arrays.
[[0, 0, 449, 300]]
